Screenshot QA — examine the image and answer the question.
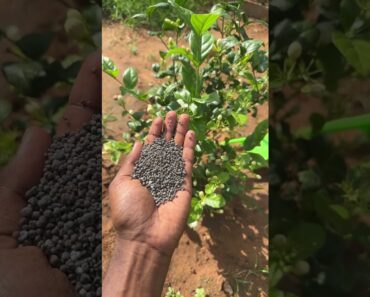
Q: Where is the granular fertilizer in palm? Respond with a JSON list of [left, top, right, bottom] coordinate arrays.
[[132, 137, 186, 206], [17, 114, 102, 297]]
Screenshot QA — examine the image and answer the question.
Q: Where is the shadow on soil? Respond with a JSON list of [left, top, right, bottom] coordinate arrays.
[[187, 178, 268, 297]]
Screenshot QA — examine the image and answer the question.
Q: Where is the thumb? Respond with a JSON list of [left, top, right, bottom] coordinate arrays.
[[0, 127, 51, 194], [0, 127, 50, 247], [114, 141, 143, 181]]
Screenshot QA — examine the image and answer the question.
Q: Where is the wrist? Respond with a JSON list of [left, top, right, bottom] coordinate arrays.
[[113, 237, 173, 262], [103, 238, 172, 297]]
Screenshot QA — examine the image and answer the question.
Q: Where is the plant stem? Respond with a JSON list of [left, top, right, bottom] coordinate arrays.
[[158, 35, 169, 50], [252, 69, 260, 94]]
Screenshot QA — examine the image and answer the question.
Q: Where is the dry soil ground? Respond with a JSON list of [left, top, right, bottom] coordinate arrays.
[[102, 22, 269, 297]]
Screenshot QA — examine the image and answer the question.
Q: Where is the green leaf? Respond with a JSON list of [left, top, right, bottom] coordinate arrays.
[[190, 13, 219, 36], [322, 113, 370, 133], [243, 119, 268, 151], [102, 113, 117, 123], [204, 193, 226, 208], [190, 118, 207, 141], [15, 32, 54, 59], [168, 0, 193, 27], [330, 205, 350, 220], [1, 61, 43, 94], [205, 183, 218, 194], [165, 47, 194, 63], [333, 32, 370, 75], [249, 133, 269, 161], [241, 40, 263, 54], [188, 198, 203, 226], [190, 31, 215, 64], [146, 2, 169, 18], [194, 288, 206, 297], [123, 67, 138, 89], [103, 140, 132, 164], [102, 56, 119, 79], [289, 223, 326, 258], [220, 36, 239, 50], [231, 112, 248, 125], [218, 172, 230, 183], [181, 61, 201, 97], [174, 88, 191, 102], [194, 91, 220, 105]]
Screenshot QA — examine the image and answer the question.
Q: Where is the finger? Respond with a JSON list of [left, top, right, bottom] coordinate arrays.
[[56, 51, 101, 136], [146, 117, 163, 144], [53, 268, 78, 297], [174, 114, 190, 146], [115, 141, 143, 181], [164, 111, 177, 141], [0, 127, 50, 243], [182, 130, 196, 193]]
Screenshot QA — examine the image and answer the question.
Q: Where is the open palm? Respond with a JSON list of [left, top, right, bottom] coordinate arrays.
[[109, 112, 196, 255], [0, 52, 101, 297]]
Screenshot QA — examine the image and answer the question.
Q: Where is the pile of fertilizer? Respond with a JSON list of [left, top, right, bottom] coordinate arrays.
[[132, 137, 186, 206], [17, 115, 102, 297]]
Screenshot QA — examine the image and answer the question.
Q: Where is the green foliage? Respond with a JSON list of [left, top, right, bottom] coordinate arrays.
[[102, 56, 120, 79], [103, 0, 218, 26], [165, 287, 206, 297], [166, 287, 183, 297], [0, 2, 101, 166], [194, 288, 206, 297], [103, 0, 268, 225], [270, 0, 370, 295]]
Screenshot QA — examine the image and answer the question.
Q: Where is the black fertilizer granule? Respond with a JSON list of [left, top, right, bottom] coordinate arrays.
[[132, 137, 186, 206], [17, 114, 102, 297]]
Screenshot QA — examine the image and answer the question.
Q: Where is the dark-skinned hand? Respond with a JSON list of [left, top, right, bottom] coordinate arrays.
[[109, 111, 196, 256], [0, 51, 101, 297]]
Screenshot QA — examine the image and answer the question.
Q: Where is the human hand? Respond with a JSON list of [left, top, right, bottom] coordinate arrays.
[[0, 52, 101, 297], [109, 111, 196, 256]]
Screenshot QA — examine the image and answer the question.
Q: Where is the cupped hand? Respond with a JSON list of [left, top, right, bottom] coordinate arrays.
[[0, 51, 101, 297], [109, 111, 196, 256]]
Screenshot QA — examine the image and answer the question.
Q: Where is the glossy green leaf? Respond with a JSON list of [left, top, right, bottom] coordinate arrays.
[[181, 61, 201, 97], [190, 13, 219, 36], [242, 40, 263, 54], [165, 47, 194, 63], [188, 197, 203, 226], [123, 67, 138, 89], [231, 112, 248, 125], [333, 32, 370, 75], [220, 36, 239, 50], [243, 119, 268, 151], [15, 32, 54, 59], [1, 61, 43, 94], [102, 56, 119, 79], [249, 133, 269, 160], [190, 31, 215, 64], [205, 183, 218, 194], [204, 193, 226, 208], [103, 140, 132, 164]]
